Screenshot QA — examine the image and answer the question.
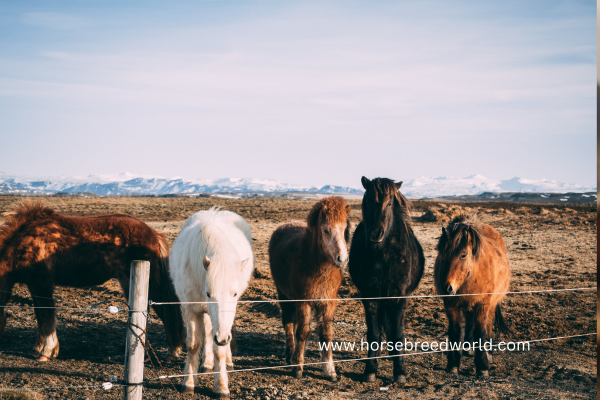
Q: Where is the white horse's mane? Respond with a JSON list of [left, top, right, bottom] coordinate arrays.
[[177, 206, 251, 296]]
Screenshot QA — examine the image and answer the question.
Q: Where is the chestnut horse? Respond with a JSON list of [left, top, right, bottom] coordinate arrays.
[[434, 214, 511, 377], [349, 177, 425, 383], [269, 196, 351, 381], [0, 201, 184, 361]]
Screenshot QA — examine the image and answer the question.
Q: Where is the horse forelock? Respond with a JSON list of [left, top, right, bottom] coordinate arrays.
[[0, 199, 54, 251], [192, 211, 249, 293], [308, 196, 350, 228], [365, 178, 412, 228], [437, 213, 482, 260]]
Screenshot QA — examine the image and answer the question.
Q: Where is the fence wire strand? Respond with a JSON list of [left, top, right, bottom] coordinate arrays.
[[146, 333, 597, 381], [150, 286, 597, 305]]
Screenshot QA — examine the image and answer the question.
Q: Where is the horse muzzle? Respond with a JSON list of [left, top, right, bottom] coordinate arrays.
[[334, 255, 348, 268], [214, 334, 232, 347], [446, 284, 457, 296], [369, 229, 384, 243]]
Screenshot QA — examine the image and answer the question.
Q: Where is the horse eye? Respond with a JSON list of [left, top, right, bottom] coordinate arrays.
[[233, 293, 238, 297], [324, 229, 330, 235], [206, 292, 211, 298], [460, 254, 467, 259], [387, 202, 392, 207]]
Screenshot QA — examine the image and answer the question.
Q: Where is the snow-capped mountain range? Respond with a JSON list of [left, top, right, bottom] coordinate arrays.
[[0, 172, 595, 197]]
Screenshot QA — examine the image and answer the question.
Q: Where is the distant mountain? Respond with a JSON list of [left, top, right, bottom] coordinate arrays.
[[0, 172, 595, 198], [0, 173, 364, 196], [398, 174, 596, 198]]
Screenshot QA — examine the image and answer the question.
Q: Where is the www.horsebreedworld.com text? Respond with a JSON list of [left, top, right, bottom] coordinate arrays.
[[319, 338, 530, 353]]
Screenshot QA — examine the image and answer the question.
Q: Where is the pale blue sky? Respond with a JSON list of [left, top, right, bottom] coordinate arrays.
[[0, 0, 596, 187]]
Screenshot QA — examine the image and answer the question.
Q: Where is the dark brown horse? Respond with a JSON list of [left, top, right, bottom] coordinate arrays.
[[348, 177, 424, 383], [269, 196, 351, 381], [434, 214, 511, 377], [0, 200, 184, 361]]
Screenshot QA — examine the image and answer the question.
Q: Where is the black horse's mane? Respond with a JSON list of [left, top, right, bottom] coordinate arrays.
[[368, 177, 412, 232]]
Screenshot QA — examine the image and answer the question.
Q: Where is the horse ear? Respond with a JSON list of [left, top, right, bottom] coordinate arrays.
[[239, 258, 250, 271], [203, 256, 211, 270], [307, 201, 323, 231], [395, 181, 403, 189], [361, 176, 371, 190]]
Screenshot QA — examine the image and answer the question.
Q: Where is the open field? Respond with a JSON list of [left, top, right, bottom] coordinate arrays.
[[0, 196, 596, 399]]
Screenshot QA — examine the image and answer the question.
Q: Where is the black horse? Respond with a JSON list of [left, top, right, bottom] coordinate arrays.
[[349, 177, 425, 383]]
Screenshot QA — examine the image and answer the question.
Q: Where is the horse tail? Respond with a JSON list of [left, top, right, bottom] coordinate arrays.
[[157, 235, 185, 351], [494, 304, 512, 336]]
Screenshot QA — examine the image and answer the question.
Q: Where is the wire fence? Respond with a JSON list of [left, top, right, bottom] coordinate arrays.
[[0, 285, 595, 394], [145, 332, 597, 381], [150, 286, 597, 305], [0, 332, 595, 393]]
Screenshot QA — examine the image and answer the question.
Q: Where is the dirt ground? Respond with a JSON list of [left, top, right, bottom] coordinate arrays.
[[0, 196, 596, 400]]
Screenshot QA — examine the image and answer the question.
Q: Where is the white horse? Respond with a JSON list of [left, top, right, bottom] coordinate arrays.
[[169, 207, 254, 398]]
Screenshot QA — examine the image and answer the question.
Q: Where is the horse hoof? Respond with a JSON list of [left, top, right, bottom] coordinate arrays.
[[37, 356, 50, 362], [293, 371, 303, 379], [365, 373, 376, 383], [201, 367, 212, 373], [226, 364, 234, 371], [478, 370, 489, 378], [448, 367, 458, 375], [393, 375, 406, 384], [329, 375, 337, 382], [214, 393, 230, 399], [181, 385, 195, 394]]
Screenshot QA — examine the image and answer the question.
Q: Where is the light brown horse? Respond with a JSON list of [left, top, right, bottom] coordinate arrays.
[[269, 196, 351, 381], [434, 214, 511, 377], [0, 200, 184, 361]]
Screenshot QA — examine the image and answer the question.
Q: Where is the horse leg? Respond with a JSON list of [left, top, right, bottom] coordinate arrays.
[[316, 301, 337, 382], [362, 300, 381, 382], [387, 300, 408, 383], [181, 306, 202, 394], [473, 305, 491, 377], [291, 302, 311, 379], [225, 342, 234, 371], [212, 336, 230, 398], [445, 306, 463, 374], [0, 279, 15, 338], [463, 311, 475, 357], [201, 312, 215, 373], [28, 281, 59, 361], [278, 290, 296, 365]]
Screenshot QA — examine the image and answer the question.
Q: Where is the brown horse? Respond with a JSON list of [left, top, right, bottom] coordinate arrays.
[[269, 196, 351, 381], [434, 214, 511, 377], [0, 200, 184, 361]]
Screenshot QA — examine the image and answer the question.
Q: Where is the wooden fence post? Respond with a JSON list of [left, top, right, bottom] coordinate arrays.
[[123, 260, 150, 400]]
